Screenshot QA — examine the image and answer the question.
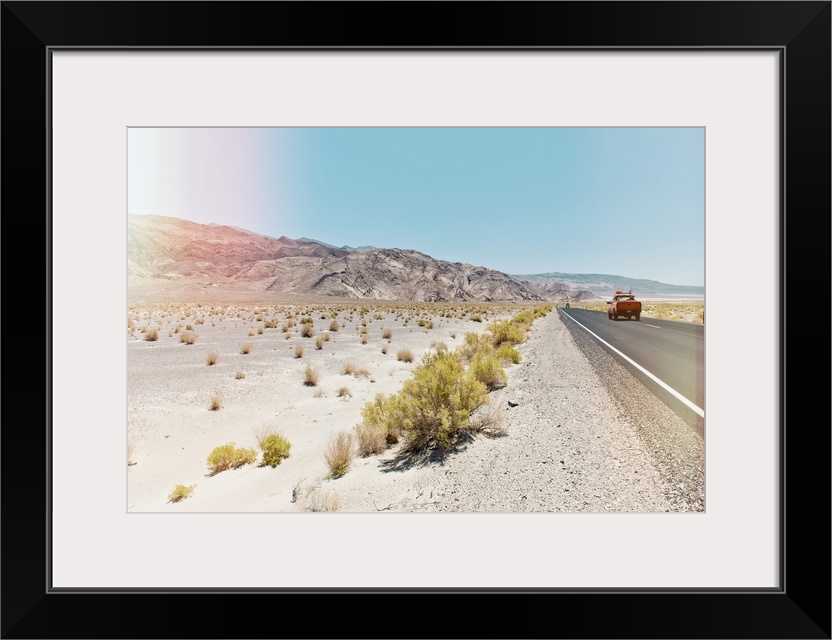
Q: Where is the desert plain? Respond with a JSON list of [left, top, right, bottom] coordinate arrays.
[[127, 297, 704, 513]]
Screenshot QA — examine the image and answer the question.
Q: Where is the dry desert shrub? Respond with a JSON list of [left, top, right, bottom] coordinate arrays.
[[342, 361, 357, 376], [240, 343, 252, 354], [206, 351, 219, 366], [355, 420, 388, 456], [180, 331, 197, 345], [144, 328, 159, 342], [360, 334, 368, 345], [337, 386, 352, 398], [315, 336, 325, 350], [291, 478, 306, 503], [209, 392, 222, 411], [300, 323, 315, 338], [469, 403, 508, 437], [323, 332, 331, 342], [329, 320, 339, 332], [257, 326, 264, 335], [284, 331, 292, 340], [248, 329, 256, 337], [234, 371, 246, 380], [294, 345, 305, 358], [206, 442, 257, 475], [324, 431, 355, 478], [303, 364, 319, 386], [396, 348, 414, 363], [303, 487, 340, 512], [381, 345, 388, 355], [168, 484, 196, 503], [430, 341, 448, 354]]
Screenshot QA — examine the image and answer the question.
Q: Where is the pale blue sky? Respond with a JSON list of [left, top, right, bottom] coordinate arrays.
[[128, 127, 704, 286]]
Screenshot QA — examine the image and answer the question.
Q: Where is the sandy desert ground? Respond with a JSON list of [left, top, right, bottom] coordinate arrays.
[[127, 298, 703, 513], [128, 300, 524, 512]]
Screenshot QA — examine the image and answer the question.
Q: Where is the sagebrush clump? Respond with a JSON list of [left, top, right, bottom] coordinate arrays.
[[469, 354, 507, 390], [359, 351, 489, 452], [206, 443, 257, 475], [304, 364, 319, 386], [168, 484, 196, 503], [496, 343, 522, 364], [259, 433, 292, 468], [324, 431, 355, 478], [355, 420, 389, 456]]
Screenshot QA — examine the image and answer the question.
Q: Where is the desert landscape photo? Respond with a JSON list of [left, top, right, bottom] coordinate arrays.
[[127, 127, 705, 513]]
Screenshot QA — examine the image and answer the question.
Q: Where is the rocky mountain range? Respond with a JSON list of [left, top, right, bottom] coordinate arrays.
[[128, 215, 698, 302], [512, 272, 704, 298], [128, 215, 571, 302]]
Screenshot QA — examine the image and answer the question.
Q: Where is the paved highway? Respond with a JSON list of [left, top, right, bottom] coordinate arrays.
[[559, 307, 704, 419]]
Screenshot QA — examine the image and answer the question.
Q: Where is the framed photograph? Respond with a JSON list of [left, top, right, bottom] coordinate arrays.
[[3, 2, 829, 638]]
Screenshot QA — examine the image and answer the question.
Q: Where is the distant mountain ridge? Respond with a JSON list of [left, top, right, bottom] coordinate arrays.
[[298, 238, 379, 253], [128, 215, 554, 302], [513, 272, 704, 298], [129, 215, 700, 302]]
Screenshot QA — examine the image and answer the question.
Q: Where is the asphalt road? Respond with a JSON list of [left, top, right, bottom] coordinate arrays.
[[558, 307, 705, 420]]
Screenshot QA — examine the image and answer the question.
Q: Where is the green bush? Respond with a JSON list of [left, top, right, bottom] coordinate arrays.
[[496, 343, 522, 364], [470, 354, 507, 389], [487, 320, 526, 347], [168, 484, 195, 503], [207, 443, 258, 475], [260, 434, 292, 468], [360, 393, 403, 446], [360, 351, 489, 452], [455, 332, 492, 363]]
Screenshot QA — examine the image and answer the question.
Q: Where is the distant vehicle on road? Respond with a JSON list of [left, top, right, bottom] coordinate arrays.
[[607, 290, 641, 321]]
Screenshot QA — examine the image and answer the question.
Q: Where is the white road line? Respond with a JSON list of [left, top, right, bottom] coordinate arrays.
[[560, 310, 705, 418], [645, 324, 661, 329]]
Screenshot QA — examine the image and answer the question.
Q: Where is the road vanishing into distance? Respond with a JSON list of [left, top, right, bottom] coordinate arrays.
[[558, 307, 704, 426]]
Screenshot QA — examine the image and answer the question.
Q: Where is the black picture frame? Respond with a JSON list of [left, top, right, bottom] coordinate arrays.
[[2, 2, 829, 638]]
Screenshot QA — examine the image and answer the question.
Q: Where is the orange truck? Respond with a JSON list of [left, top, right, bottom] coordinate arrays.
[[607, 290, 641, 321]]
